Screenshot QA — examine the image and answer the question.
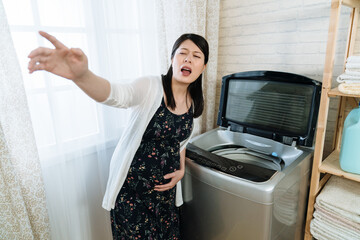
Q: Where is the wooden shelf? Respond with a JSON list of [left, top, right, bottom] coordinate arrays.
[[319, 150, 360, 182], [305, 1, 360, 238], [342, 0, 360, 9], [328, 87, 360, 98]]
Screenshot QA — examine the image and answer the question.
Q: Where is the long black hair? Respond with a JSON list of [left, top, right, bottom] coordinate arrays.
[[162, 33, 209, 118]]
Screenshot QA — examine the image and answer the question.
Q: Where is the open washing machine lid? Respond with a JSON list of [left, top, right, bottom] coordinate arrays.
[[217, 71, 321, 147], [185, 71, 320, 182]]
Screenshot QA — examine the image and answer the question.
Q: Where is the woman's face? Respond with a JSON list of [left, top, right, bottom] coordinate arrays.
[[171, 39, 206, 85]]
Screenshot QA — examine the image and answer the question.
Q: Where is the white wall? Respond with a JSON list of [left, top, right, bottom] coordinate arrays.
[[216, 0, 360, 156]]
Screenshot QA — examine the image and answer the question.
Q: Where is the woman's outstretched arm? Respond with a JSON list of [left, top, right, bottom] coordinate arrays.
[[28, 31, 110, 102]]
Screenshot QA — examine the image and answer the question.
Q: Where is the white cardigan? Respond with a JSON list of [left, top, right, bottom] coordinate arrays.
[[100, 75, 193, 211]]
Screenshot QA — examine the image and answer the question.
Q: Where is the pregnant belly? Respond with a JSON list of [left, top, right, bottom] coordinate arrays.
[[127, 149, 180, 192]]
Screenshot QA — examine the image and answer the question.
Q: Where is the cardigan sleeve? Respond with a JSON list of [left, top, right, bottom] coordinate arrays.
[[100, 76, 151, 108], [176, 121, 195, 207]]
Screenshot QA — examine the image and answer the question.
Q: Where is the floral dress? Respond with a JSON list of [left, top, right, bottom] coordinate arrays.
[[110, 97, 193, 240]]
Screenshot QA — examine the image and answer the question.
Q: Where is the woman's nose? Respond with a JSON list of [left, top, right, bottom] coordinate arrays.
[[184, 55, 191, 63]]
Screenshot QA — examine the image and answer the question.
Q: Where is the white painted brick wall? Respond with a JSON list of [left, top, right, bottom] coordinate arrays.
[[216, 0, 360, 156]]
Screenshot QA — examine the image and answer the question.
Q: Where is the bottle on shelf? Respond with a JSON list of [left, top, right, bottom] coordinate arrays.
[[339, 101, 360, 174]]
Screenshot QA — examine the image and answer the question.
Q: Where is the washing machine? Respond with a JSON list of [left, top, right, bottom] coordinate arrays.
[[181, 71, 321, 240]]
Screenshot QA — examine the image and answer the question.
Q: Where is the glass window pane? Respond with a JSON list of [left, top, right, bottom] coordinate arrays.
[[27, 93, 56, 147], [139, 32, 160, 76], [54, 89, 99, 142], [10, 32, 46, 89], [107, 33, 141, 79], [37, 0, 85, 27], [102, 0, 138, 29], [3, 0, 34, 25]]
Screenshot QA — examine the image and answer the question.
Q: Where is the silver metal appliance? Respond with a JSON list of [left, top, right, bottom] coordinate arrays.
[[181, 71, 321, 240]]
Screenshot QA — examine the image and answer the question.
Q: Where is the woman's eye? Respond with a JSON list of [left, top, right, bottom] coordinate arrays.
[[194, 55, 201, 58], [179, 52, 186, 55]]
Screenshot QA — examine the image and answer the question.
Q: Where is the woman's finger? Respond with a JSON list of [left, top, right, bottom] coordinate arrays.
[[70, 48, 84, 57], [28, 62, 46, 73], [28, 56, 49, 73], [28, 47, 52, 59], [154, 183, 174, 192], [28, 56, 47, 65], [154, 188, 170, 192], [154, 178, 179, 190], [39, 31, 68, 49], [163, 172, 176, 179]]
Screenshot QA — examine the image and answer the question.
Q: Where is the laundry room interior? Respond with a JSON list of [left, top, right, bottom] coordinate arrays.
[[1, 0, 360, 240]]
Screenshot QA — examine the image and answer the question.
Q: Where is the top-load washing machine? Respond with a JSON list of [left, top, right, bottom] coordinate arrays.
[[181, 71, 321, 240]]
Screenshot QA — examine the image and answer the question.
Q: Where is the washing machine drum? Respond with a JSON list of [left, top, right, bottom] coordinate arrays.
[[210, 145, 284, 171]]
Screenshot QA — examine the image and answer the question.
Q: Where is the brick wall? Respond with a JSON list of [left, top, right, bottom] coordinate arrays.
[[216, 0, 360, 156]]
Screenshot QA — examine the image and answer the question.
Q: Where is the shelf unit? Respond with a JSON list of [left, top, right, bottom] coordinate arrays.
[[304, 0, 360, 239]]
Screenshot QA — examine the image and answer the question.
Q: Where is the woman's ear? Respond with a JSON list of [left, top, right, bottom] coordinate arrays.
[[202, 64, 207, 73]]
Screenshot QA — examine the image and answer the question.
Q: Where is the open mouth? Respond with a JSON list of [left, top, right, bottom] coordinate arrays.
[[181, 67, 192, 76]]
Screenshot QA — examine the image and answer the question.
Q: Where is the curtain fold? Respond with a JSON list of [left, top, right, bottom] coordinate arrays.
[[155, 0, 220, 135], [2, 0, 159, 239], [0, 1, 51, 239]]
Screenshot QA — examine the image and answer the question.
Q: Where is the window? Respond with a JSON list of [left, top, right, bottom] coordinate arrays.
[[4, 0, 160, 159]]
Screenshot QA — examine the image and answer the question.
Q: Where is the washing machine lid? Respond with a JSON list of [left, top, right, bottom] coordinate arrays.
[[217, 71, 321, 147]]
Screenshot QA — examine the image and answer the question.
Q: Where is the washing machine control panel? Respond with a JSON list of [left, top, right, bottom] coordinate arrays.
[[186, 143, 276, 182]]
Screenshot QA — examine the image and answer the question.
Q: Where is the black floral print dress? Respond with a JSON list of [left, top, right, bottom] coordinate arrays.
[[110, 97, 193, 240]]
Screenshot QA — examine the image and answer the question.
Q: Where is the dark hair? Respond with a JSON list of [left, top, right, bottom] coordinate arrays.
[[162, 33, 209, 118]]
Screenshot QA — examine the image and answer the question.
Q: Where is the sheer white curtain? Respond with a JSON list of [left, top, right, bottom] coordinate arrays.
[[3, 0, 159, 239]]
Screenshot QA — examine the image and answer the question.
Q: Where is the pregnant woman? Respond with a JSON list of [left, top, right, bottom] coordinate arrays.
[[28, 32, 209, 239]]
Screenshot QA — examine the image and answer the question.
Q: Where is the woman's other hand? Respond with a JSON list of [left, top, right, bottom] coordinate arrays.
[[28, 31, 89, 82], [154, 169, 185, 192]]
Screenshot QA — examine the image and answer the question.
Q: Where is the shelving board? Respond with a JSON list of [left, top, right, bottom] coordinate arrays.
[[319, 150, 360, 182], [342, 0, 360, 8], [328, 87, 360, 98]]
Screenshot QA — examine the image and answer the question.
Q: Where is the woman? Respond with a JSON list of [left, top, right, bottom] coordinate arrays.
[[28, 32, 209, 239]]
